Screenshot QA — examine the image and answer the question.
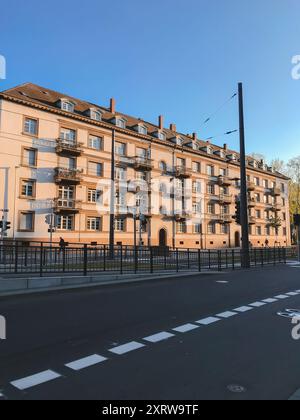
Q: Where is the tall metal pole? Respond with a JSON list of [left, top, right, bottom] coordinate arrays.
[[109, 129, 116, 258], [238, 82, 250, 268]]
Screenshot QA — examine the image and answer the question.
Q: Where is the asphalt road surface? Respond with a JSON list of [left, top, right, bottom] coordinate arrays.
[[1, 263, 300, 400]]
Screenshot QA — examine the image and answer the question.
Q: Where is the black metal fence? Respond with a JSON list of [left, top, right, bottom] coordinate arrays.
[[0, 242, 297, 277]]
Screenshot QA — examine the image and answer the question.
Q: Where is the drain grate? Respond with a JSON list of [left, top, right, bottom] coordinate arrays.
[[227, 384, 246, 394]]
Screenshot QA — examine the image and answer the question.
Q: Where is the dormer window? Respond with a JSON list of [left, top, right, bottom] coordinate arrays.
[[138, 125, 148, 135], [90, 109, 103, 122], [158, 131, 166, 141], [61, 100, 75, 113], [176, 137, 184, 146], [115, 117, 127, 129]]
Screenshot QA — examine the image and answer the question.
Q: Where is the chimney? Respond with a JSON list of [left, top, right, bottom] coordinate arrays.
[[159, 115, 164, 130], [223, 143, 228, 151], [110, 98, 116, 114], [193, 132, 197, 140], [170, 123, 176, 132]]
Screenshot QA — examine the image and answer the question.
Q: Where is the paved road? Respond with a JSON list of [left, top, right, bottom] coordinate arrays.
[[0, 263, 300, 400]]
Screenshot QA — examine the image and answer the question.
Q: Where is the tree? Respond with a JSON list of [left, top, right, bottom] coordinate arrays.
[[249, 153, 266, 163], [287, 156, 300, 215], [270, 158, 286, 174]]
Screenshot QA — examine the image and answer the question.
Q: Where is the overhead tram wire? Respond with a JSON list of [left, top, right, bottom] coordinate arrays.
[[205, 129, 238, 141], [200, 93, 237, 128]]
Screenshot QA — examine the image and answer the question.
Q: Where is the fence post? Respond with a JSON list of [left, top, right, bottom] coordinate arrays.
[[208, 249, 211, 269], [176, 248, 179, 272], [134, 245, 138, 274], [198, 249, 201, 272], [14, 242, 19, 274], [225, 249, 228, 269], [273, 246, 276, 266], [150, 246, 154, 274], [261, 248, 264, 266], [254, 248, 257, 266], [218, 250, 222, 272], [39, 243, 43, 277], [120, 244, 123, 275], [232, 249, 235, 270], [187, 249, 190, 269], [83, 244, 88, 276]]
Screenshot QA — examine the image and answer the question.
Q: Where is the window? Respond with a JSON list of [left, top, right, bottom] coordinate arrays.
[[263, 179, 268, 189], [281, 183, 285, 193], [115, 219, 126, 232], [192, 162, 201, 173], [116, 118, 126, 129], [90, 110, 102, 121], [88, 161, 103, 177], [87, 217, 102, 231], [60, 128, 76, 143], [19, 211, 34, 231], [256, 226, 262, 236], [136, 148, 147, 158], [159, 161, 167, 173], [22, 148, 37, 167], [207, 165, 214, 176], [138, 125, 148, 135], [282, 197, 286, 206], [207, 203, 215, 214], [57, 215, 74, 231], [61, 101, 74, 112], [158, 131, 166, 141], [207, 184, 215, 195], [88, 189, 102, 203], [193, 181, 201, 194], [282, 212, 286, 221], [60, 156, 76, 170], [193, 223, 201, 234], [24, 118, 38, 136], [177, 158, 186, 168], [115, 142, 126, 156], [207, 223, 216, 234], [265, 226, 271, 235], [254, 177, 260, 186], [255, 193, 260, 203], [256, 210, 261, 219], [88, 135, 103, 150], [21, 180, 35, 198], [221, 224, 228, 234], [115, 167, 126, 181], [193, 202, 201, 214], [116, 192, 126, 207], [263, 194, 269, 204], [177, 222, 187, 234], [220, 168, 227, 177]]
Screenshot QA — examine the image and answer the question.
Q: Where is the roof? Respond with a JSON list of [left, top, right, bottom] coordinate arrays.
[[0, 82, 289, 180]]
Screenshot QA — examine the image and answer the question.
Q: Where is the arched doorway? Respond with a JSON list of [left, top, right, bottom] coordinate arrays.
[[235, 231, 240, 248], [159, 229, 167, 247]]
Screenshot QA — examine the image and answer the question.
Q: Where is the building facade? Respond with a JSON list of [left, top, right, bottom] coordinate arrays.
[[0, 83, 291, 248]]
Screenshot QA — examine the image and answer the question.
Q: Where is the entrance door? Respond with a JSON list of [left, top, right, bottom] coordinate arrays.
[[235, 231, 240, 248], [159, 229, 167, 247]]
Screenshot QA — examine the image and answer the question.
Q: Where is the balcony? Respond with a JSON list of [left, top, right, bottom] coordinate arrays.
[[54, 198, 82, 213], [247, 182, 256, 191], [269, 203, 281, 212], [127, 206, 152, 218], [270, 187, 281, 197], [174, 210, 192, 221], [56, 139, 83, 156], [133, 157, 153, 171], [219, 194, 233, 204], [219, 214, 233, 224], [115, 155, 133, 168], [54, 167, 83, 184], [174, 166, 192, 179], [218, 176, 232, 187], [248, 197, 256, 208]]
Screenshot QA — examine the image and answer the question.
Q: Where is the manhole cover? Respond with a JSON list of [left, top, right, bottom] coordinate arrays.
[[227, 384, 246, 393], [277, 309, 300, 319]]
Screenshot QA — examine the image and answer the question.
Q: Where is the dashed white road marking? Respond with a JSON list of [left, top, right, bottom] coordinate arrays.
[[286, 292, 299, 296], [65, 354, 107, 371], [275, 295, 289, 299], [172, 324, 199, 333], [234, 306, 253, 313], [196, 317, 221, 326], [249, 302, 266, 307], [216, 311, 238, 319], [262, 298, 278, 304], [10, 370, 61, 391], [109, 341, 145, 355], [143, 332, 175, 343]]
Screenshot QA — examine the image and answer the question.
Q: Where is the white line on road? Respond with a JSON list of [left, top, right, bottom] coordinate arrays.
[[234, 306, 253, 313], [143, 332, 175, 343], [196, 317, 221, 325], [286, 292, 299, 296], [216, 311, 238, 319], [249, 302, 267, 307], [262, 298, 278, 304], [65, 354, 107, 371], [172, 324, 199, 333], [109, 341, 145, 355], [275, 295, 289, 299], [10, 370, 62, 391]]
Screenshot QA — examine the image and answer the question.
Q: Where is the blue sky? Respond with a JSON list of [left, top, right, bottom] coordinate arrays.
[[0, 0, 299, 162]]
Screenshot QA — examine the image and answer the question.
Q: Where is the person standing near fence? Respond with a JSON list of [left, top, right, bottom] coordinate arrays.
[[59, 237, 66, 253]]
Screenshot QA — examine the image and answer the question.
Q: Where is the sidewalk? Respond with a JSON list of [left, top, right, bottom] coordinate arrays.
[[0, 269, 223, 297]]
